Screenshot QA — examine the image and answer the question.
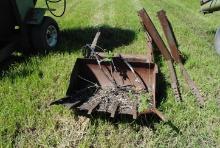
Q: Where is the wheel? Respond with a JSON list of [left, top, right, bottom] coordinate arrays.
[[215, 27, 220, 55], [31, 16, 59, 52], [33, 0, 37, 5]]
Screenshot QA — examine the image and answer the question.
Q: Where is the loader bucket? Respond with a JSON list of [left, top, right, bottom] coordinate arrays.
[[53, 55, 166, 120]]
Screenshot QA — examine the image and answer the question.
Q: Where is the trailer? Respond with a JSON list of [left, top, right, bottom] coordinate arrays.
[[200, 0, 220, 54], [0, 0, 61, 62]]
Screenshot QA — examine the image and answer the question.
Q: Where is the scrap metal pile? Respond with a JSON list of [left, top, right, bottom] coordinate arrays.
[[139, 9, 205, 106], [52, 8, 205, 121]]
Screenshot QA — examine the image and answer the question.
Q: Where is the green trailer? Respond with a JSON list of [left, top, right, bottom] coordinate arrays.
[[0, 0, 60, 62], [201, 0, 220, 54], [201, 0, 220, 13]]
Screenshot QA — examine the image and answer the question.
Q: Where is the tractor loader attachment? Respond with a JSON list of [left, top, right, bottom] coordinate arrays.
[[138, 9, 182, 102], [157, 10, 205, 106], [52, 32, 166, 121], [138, 8, 205, 106]]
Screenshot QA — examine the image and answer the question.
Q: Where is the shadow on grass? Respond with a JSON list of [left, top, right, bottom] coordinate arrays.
[[47, 25, 136, 53], [0, 55, 27, 79], [0, 25, 136, 78], [71, 109, 181, 134]]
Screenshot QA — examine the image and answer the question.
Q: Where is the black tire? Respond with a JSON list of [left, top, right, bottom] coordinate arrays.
[[31, 16, 59, 52]]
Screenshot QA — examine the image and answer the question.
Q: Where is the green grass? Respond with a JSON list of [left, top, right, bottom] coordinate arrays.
[[1, 0, 220, 147]]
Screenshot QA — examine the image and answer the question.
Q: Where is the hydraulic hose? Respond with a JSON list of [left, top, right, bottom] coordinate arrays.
[[45, 0, 66, 17]]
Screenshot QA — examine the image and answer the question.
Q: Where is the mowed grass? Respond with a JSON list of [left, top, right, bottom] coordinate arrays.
[[0, 0, 220, 147]]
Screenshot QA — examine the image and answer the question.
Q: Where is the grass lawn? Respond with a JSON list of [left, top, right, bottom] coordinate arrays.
[[0, 0, 220, 147]]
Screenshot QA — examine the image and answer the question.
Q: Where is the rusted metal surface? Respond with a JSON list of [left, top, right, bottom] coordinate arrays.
[[151, 108, 167, 122], [138, 8, 172, 61], [53, 51, 164, 120], [139, 17, 156, 63], [157, 10, 182, 63], [52, 30, 166, 120], [138, 9, 182, 102], [167, 60, 182, 101], [157, 10, 205, 106], [65, 57, 160, 118], [98, 53, 148, 63], [146, 33, 155, 63], [179, 63, 205, 106]]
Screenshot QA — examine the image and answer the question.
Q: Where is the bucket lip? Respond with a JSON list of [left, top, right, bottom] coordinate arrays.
[[75, 57, 157, 65]]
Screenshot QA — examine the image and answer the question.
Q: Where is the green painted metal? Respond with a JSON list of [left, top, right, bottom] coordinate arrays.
[[15, 0, 34, 21], [0, 1, 16, 40], [201, 0, 220, 13], [26, 8, 46, 25]]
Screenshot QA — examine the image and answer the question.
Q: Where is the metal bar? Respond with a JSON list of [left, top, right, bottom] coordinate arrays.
[[138, 8, 172, 61], [157, 10, 182, 63], [157, 10, 205, 106], [151, 108, 167, 122], [146, 33, 155, 63], [138, 9, 181, 102], [167, 60, 182, 101], [91, 31, 101, 49], [140, 19, 155, 63], [179, 63, 205, 106]]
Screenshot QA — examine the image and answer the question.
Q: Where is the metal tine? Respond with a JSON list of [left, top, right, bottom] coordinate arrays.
[[157, 10, 205, 106], [138, 8, 172, 60], [140, 20, 155, 63], [179, 63, 205, 106], [157, 10, 182, 63], [138, 8, 182, 102], [151, 108, 167, 122], [167, 60, 182, 101]]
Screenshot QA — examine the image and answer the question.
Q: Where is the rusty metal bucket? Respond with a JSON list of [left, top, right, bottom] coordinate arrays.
[[52, 54, 166, 120], [52, 29, 166, 121]]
